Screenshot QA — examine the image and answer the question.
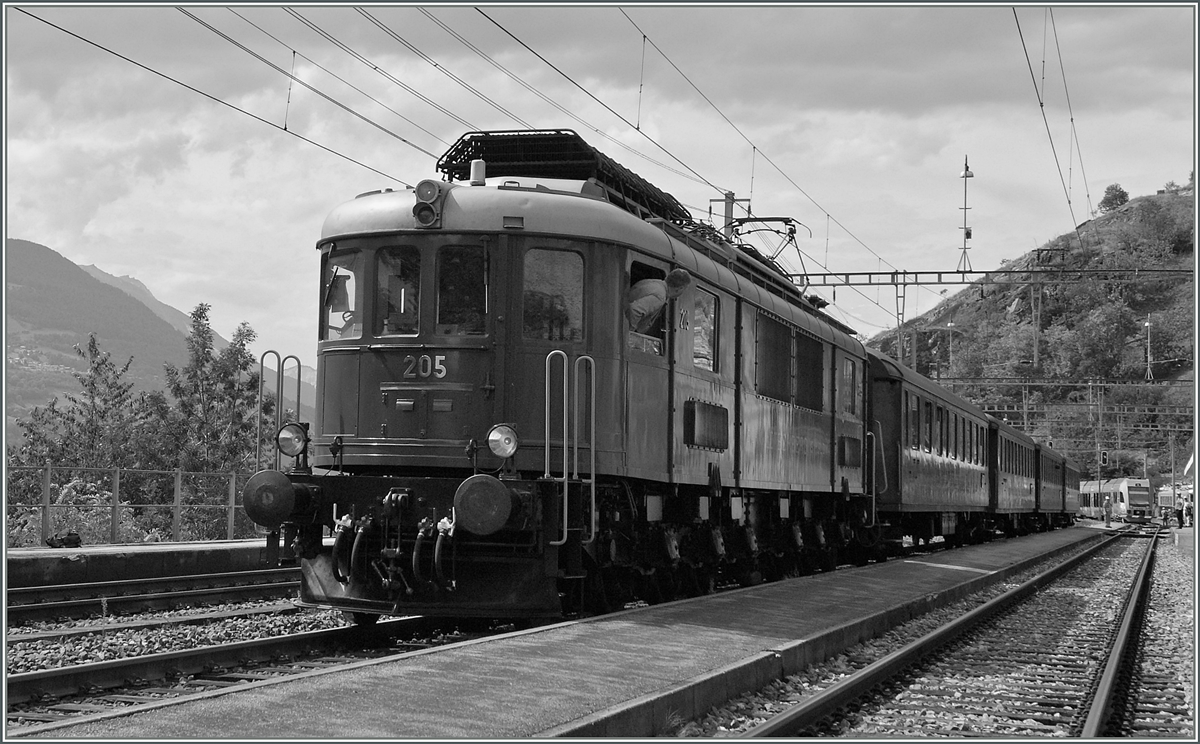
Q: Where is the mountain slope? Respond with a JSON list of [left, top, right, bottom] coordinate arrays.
[[80, 263, 228, 351], [5, 238, 316, 446]]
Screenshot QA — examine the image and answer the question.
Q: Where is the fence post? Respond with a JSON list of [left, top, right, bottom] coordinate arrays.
[[41, 459, 52, 544], [111, 468, 121, 544], [173, 468, 183, 541], [227, 473, 237, 540]]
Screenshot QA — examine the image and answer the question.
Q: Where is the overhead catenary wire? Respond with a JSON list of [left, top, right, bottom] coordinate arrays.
[[616, 9, 927, 320], [1012, 7, 1086, 249], [354, 7, 535, 130], [179, 8, 439, 162], [283, 7, 477, 132], [1049, 8, 1095, 218], [14, 7, 408, 185], [416, 7, 704, 187], [476, 7, 730, 200], [228, 7, 451, 148]]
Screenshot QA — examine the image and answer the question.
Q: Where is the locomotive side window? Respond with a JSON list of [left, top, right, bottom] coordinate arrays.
[[756, 314, 792, 403], [692, 289, 718, 371], [523, 249, 583, 342], [436, 245, 486, 335], [322, 249, 366, 340], [839, 357, 858, 416], [795, 332, 824, 410], [375, 246, 421, 336]]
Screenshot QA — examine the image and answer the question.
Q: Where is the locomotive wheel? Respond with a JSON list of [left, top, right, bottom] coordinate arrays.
[[344, 611, 379, 626]]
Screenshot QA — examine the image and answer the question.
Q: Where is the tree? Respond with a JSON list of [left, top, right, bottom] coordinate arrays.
[[7, 334, 154, 469], [1098, 183, 1130, 213], [161, 303, 270, 473]]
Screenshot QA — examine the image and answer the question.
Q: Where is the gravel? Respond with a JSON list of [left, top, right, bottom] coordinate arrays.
[[6, 601, 349, 675], [673, 537, 1194, 737]]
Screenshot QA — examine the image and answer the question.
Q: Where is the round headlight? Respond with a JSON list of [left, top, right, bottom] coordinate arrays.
[[487, 424, 519, 458], [276, 423, 309, 457], [413, 203, 438, 226], [415, 179, 441, 202]]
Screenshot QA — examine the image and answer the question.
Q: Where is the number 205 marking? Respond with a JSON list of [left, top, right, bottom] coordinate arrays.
[[403, 354, 448, 378]]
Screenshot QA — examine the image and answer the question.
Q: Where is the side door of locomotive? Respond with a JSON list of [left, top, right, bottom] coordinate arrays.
[[623, 258, 675, 481], [504, 237, 592, 475], [671, 278, 737, 490]]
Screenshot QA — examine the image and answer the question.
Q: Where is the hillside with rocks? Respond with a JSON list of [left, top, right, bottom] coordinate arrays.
[[867, 185, 1194, 481]]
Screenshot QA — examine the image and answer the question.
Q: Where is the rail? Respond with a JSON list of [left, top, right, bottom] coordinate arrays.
[[740, 530, 1125, 737]]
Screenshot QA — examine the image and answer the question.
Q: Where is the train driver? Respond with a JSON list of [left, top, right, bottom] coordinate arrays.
[[626, 269, 691, 334]]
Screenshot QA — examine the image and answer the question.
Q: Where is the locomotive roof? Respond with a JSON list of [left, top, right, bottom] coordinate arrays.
[[437, 130, 692, 223]]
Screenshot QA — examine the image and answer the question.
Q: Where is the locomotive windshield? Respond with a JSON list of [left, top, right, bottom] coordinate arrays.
[[376, 246, 421, 336], [321, 250, 365, 340], [435, 245, 487, 335], [522, 248, 584, 342]]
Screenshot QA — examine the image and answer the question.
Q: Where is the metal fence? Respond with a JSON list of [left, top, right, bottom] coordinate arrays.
[[5, 461, 260, 548]]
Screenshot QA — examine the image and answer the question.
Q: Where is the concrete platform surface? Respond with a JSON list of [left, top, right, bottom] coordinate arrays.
[[21, 526, 1107, 740]]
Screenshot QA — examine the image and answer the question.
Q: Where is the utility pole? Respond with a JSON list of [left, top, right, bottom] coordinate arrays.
[[958, 157, 973, 271]]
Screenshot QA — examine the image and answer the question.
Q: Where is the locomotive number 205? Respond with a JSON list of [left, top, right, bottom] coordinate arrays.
[[403, 354, 448, 379]]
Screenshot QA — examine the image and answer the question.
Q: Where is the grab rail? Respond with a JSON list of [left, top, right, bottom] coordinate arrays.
[[545, 351, 570, 546], [544, 351, 596, 547], [573, 355, 597, 544]]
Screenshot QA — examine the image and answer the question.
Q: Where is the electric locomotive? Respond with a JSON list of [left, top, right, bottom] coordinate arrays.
[[242, 129, 1078, 623], [242, 129, 880, 621]]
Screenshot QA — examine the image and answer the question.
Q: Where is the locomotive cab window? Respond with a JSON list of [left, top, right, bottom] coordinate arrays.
[[322, 249, 366, 340], [436, 245, 487, 335], [375, 246, 421, 336], [626, 262, 690, 355], [523, 248, 584, 342]]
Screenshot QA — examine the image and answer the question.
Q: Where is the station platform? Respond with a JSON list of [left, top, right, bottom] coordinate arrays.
[[26, 526, 1107, 739], [4, 540, 276, 588]]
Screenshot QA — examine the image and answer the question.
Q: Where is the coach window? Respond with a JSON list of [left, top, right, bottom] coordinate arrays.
[[923, 401, 933, 453], [322, 248, 366, 340], [795, 332, 824, 410], [375, 246, 421, 337], [436, 245, 487, 335], [523, 249, 584, 342], [693, 289, 718, 371], [909, 393, 920, 450]]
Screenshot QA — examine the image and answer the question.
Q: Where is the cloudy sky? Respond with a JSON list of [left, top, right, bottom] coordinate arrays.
[[5, 3, 1195, 368]]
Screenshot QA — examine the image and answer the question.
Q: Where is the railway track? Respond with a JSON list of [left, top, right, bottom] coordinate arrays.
[[5, 615, 498, 736], [5, 568, 299, 624], [739, 529, 1189, 737]]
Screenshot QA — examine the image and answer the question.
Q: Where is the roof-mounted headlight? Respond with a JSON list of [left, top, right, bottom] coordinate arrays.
[[487, 424, 519, 459], [413, 179, 444, 228]]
